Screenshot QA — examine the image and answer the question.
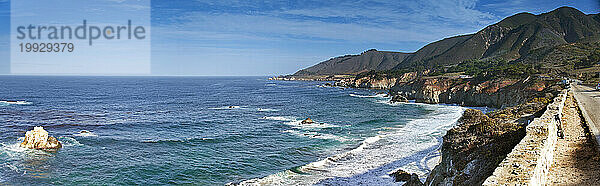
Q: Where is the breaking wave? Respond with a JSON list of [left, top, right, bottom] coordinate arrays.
[[239, 104, 465, 185]]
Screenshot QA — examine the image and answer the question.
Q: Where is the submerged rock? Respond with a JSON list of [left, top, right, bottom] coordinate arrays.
[[20, 126, 62, 150], [403, 173, 424, 186], [390, 169, 411, 182], [390, 95, 408, 103], [301, 118, 315, 124]]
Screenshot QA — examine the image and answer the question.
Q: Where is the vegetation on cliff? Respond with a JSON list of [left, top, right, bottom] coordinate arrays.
[[426, 85, 560, 185], [292, 7, 599, 83], [279, 6, 597, 186]]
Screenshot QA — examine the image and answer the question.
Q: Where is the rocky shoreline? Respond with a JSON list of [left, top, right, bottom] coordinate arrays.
[[270, 73, 564, 185]]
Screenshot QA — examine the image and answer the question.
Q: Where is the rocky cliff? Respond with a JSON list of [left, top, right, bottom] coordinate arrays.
[[390, 76, 553, 108], [425, 85, 559, 185], [334, 72, 419, 89]]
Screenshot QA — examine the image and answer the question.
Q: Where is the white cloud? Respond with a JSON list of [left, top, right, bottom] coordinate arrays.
[[155, 0, 500, 47]]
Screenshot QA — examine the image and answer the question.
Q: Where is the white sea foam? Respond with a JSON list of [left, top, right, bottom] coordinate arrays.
[[349, 93, 388, 98], [3, 162, 19, 172], [0, 101, 32, 105], [261, 116, 295, 121], [58, 137, 83, 146], [282, 130, 348, 142], [208, 106, 242, 110], [262, 116, 338, 129], [257, 108, 280, 112], [73, 131, 98, 137], [1, 142, 28, 153], [240, 105, 465, 185], [284, 121, 338, 129], [375, 99, 405, 106]]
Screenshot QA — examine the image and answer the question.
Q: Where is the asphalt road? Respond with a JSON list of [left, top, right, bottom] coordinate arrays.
[[573, 85, 600, 148]]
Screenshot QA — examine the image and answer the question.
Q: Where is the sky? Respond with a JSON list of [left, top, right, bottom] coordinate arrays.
[[0, 0, 599, 75]]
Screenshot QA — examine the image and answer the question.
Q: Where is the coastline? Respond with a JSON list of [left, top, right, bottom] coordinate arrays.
[[236, 100, 465, 185], [257, 75, 564, 185]]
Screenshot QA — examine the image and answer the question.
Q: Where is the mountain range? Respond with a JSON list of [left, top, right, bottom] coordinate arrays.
[[293, 7, 600, 76]]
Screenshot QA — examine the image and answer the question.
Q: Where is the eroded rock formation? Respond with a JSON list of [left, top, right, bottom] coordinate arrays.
[[20, 126, 62, 150], [425, 87, 557, 185], [390, 77, 555, 108]]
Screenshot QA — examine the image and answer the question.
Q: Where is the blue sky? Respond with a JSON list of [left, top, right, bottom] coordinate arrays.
[[8, 0, 150, 75], [1, 0, 599, 75]]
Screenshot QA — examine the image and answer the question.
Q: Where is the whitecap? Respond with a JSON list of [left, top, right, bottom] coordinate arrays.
[[257, 108, 280, 112], [349, 93, 388, 98], [241, 105, 465, 185], [3, 163, 19, 173], [375, 99, 405, 106], [262, 116, 339, 129], [1, 142, 28, 153], [284, 121, 339, 129], [282, 130, 348, 142], [208, 106, 242, 110], [73, 131, 98, 137], [58, 137, 83, 146], [0, 101, 33, 105], [261, 116, 295, 121]]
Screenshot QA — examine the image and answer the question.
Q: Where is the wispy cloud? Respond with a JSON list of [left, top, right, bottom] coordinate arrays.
[[149, 0, 600, 75], [154, 0, 500, 46]]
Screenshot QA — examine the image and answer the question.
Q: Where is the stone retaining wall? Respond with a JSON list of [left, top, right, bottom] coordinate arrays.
[[483, 89, 568, 185]]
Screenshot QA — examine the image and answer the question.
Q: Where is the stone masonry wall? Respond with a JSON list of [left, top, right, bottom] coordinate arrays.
[[482, 89, 568, 185]]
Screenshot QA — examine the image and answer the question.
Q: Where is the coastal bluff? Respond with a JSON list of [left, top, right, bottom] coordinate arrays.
[[270, 73, 566, 185], [483, 89, 568, 185], [20, 126, 62, 150]]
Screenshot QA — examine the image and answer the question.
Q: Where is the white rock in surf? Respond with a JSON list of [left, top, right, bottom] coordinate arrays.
[[20, 126, 62, 150]]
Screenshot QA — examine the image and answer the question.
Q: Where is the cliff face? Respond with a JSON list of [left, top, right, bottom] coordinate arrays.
[[390, 77, 552, 108], [342, 77, 398, 89], [335, 72, 418, 89], [425, 109, 525, 185], [425, 85, 559, 185]]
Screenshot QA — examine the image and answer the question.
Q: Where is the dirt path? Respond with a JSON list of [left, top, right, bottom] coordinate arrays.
[[548, 92, 600, 185]]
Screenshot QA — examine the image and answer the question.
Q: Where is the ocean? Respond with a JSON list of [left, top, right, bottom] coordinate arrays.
[[0, 76, 466, 185]]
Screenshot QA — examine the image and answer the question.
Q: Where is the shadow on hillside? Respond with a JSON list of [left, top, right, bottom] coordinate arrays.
[[569, 102, 600, 185], [568, 133, 600, 185]]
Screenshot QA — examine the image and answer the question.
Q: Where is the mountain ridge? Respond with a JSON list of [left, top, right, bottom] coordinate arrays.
[[292, 6, 600, 76]]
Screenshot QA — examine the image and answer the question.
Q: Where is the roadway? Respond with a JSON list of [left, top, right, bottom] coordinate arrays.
[[572, 85, 600, 149]]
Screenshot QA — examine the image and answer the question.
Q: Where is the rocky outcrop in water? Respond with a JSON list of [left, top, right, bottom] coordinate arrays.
[[301, 118, 315, 124], [20, 126, 62, 150], [403, 174, 424, 186], [390, 95, 408, 103], [390, 169, 411, 182]]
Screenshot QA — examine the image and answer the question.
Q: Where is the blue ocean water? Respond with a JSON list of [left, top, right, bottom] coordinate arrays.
[[0, 76, 464, 185]]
